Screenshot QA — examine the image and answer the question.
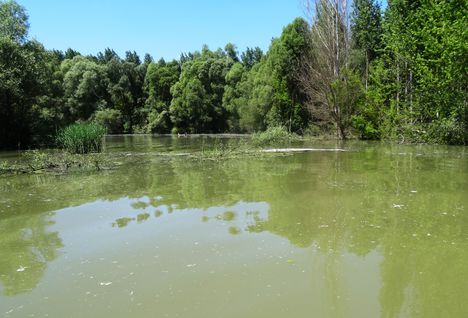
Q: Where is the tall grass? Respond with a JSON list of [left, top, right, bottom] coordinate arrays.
[[57, 123, 106, 154], [252, 126, 298, 146]]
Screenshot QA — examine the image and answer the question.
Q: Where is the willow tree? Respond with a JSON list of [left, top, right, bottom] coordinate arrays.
[[300, 0, 363, 139]]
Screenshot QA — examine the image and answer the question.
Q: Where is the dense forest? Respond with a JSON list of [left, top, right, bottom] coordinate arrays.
[[0, 0, 466, 148]]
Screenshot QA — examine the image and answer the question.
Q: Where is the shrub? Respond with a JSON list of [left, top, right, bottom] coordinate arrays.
[[252, 126, 297, 146], [57, 123, 106, 154], [146, 109, 172, 134], [171, 127, 179, 135], [93, 109, 123, 134], [428, 117, 466, 145], [352, 114, 380, 140]]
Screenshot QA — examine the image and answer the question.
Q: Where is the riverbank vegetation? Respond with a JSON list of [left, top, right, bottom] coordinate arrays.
[[0, 0, 466, 149]]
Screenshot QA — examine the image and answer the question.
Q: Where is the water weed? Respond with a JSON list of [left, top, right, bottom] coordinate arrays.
[[252, 126, 299, 147], [57, 123, 106, 154]]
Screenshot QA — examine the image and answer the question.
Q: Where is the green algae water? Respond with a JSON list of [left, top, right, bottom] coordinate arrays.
[[1, 136, 467, 318]]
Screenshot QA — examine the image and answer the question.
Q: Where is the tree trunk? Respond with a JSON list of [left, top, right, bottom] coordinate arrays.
[[365, 51, 369, 92], [339, 121, 346, 140], [396, 61, 400, 115]]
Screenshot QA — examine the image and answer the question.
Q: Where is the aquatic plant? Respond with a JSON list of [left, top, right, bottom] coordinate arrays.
[[23, 150, 107, 172], [0, 150, 108, 175], [0, 161, 16, 174], [57, 123, 106, 154], [251, 126, 298, 146]]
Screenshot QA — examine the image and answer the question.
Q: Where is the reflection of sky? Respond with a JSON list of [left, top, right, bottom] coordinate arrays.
[[51, 197, 271, 256], [2, 136, 468, 317], [1, 196, 384, 317]]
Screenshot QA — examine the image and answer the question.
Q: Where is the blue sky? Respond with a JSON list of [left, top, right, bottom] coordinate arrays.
[[19, 0, 305, 60]]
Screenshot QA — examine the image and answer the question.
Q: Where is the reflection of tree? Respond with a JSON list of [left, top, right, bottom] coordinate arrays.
[[100, 140, 468, 317], [242, 145, 468, 318], [1, 136, 467, 315], [0, 213, 62, 296], [379, 229, 468, 318]]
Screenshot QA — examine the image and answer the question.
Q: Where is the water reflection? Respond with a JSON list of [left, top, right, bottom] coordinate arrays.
[[0, 212, 62, 296], [0, 136, 467, 317], [111, 197, 268, 236]]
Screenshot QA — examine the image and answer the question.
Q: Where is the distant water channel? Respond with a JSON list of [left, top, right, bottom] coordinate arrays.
[[1, 135, 467, 318]]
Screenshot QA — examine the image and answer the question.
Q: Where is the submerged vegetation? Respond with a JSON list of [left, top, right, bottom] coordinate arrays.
[[0, 0, 466, 149], [1, 122, 107, 174], [1, 135, 467, 315], [191, 128, 303, 160], [0, 150, 108, 174], [0, 131, 305, 175]]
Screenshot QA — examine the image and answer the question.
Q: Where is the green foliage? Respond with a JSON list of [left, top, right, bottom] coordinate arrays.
[[224, 43, 239, 62], [366, 0, 468, 144], [428, 117, 466, 145], [61, 56, 108, 122], [1, 150, 108, 174], [226, 18, 312, 134], [330, 69, 366, 137], [0, 0, 29, 43], [264, 18, 312, 132], [240, 47, 263, 69], [105, 51, 147, 133], [252, 126, 297, 146], [57, 123, 106, 154], [302, 123, 336, 137], [170, 47, 231, 133], [0, 0, 466, 147], [222, 62, 246, 131], [236, 62, 273, 132], [93, 108, 123, 134], [197, 140, 250, 161], [144, 106, 171, 134], [142, 59, 180, 133], [0, 37, 51, 147], [351, 0, 382, 61], [352, 114, 380, 139]]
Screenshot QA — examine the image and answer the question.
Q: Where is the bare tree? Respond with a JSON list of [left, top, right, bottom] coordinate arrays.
[[299, 0, 357, 139]]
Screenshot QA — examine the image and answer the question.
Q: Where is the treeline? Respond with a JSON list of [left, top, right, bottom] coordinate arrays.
[[0, 0, 466, 148]]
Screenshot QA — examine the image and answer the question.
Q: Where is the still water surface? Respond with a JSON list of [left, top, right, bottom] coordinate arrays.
[[1, 136, 467, 318]]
